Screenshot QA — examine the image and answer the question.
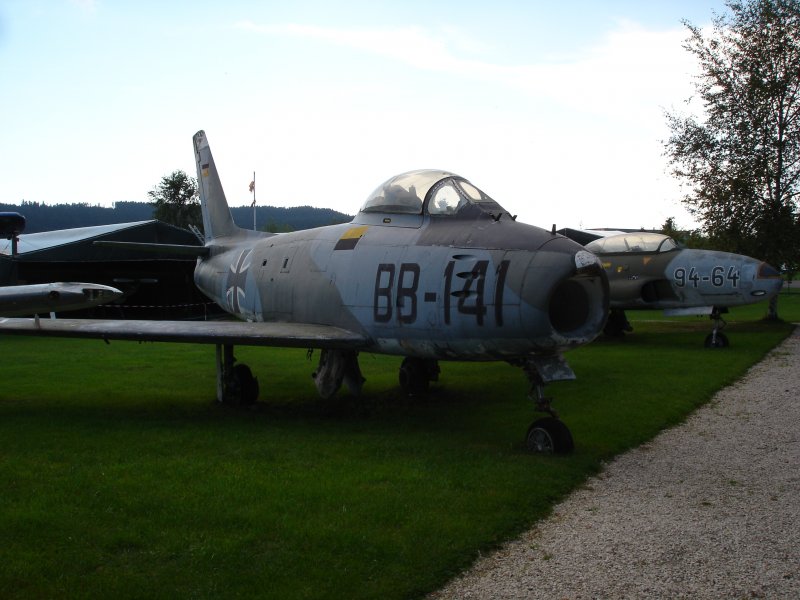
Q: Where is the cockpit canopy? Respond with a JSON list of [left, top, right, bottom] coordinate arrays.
[[359, 169, 503, 216], [585, 232, 679, 254]]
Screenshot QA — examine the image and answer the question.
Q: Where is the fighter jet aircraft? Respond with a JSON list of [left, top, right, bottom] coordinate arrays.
[[581, 231, 782, 347], [0, 131, 609, 454], [0, 211, 123, 315]]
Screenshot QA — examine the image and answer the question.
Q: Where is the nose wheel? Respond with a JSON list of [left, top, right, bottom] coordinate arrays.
[[519, 354, 576, 455], [526, 417, 574, 454], [704, 307, 730, 348]]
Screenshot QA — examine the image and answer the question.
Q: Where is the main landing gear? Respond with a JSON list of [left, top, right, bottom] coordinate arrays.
[[211, 345, 575, 455], [311, 349, 365, 399], [704, 306, 730, 348], [215, 344, 259, 406], [398, 357, 440, 395], [603, 308, 633, 338], [519, 354, 576, 455], [214, 345, 367, 405]]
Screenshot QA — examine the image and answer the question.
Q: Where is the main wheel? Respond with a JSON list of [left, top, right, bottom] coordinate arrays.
[[525, 417, 574, 455], [604, 309, 632, 337], [232, 363, 259, 405], [398, 357, 431, 395], [704, 332, 729, 348]]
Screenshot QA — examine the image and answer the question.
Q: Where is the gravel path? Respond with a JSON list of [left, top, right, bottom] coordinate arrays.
[[431, 328, 800, 599]]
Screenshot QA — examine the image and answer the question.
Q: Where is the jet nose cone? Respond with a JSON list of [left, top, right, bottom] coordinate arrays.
[[752, 262, 783, 298]]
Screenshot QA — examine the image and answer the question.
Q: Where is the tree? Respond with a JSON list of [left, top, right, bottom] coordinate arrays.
[[664, 0, 800, 318], [660, 217, 717, 249], [264, 219, 295, 233], [148, 170, 202, 231]]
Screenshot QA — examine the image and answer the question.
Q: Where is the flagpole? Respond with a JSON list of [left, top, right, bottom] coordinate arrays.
[[251, 171, 256, 230]]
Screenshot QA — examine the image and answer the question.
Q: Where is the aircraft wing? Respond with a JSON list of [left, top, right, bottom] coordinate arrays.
[[0, 283, 123, 317], [0, 317, 368, 349]]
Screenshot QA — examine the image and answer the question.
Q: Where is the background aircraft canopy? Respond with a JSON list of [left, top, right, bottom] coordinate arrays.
[[586, 232, 678, 254], [359, 169, 503, 216]]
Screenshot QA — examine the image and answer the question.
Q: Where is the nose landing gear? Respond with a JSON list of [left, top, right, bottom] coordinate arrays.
[[519, 354, 576, 455], [704, 306, 729, 348], [526, 417, 574, 454]]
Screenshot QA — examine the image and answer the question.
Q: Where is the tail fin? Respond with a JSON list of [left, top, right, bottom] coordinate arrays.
[[193, 130, 240, 241]]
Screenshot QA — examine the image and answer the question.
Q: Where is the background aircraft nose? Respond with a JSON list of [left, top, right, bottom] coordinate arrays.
[[754, 262, 783, 298]]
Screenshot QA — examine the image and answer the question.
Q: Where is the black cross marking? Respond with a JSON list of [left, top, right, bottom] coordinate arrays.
[[226, 248, 252, 313]]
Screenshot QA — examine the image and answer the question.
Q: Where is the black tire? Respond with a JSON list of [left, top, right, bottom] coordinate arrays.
[[704, 332, 730, 349], [398, 357, 430, 395], [525, 417, 574, 455], [603, 309, 631, 337], [232, 363, 259, 405]]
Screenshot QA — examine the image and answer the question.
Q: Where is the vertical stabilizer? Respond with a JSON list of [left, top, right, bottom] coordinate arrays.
[[193, 130, 239, 241]]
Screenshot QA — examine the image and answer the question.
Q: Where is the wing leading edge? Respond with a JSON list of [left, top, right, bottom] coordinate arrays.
[[0, 317, 367, 349]]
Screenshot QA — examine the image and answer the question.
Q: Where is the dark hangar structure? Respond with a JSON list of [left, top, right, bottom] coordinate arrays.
[[0, 220, 217, 319]]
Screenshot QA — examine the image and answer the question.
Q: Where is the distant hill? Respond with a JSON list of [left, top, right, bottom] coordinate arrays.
[[0, 201, 352, 234]]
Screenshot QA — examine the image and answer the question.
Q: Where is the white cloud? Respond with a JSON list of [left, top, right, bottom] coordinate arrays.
[[235, 19, 699, 228], [69, 0, 98, 14], [236, 18, 696, 117], [236, 21, 473, 72]]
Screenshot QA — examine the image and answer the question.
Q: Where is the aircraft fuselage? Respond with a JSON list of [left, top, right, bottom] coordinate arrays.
[[584, 233, 782, 311], [195, 211, 608, 361], [599, 248, 781, 309]]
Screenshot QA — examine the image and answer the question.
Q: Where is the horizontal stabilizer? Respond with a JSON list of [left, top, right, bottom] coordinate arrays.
[[0, 317, 367, 349], [93, 241, 210, 257]]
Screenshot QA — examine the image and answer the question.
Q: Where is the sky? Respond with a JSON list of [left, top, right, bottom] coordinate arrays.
[[0, 0, 729, 230]]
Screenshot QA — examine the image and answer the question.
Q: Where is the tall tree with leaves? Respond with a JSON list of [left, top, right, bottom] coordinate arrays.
[[148, 170, 202, 231], [664, 0, 800, 318]]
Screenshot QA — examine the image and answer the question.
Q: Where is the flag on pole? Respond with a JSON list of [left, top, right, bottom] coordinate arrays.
[[249, 173, 256, 227]]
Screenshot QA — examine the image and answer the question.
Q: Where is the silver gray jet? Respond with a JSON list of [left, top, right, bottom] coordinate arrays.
[[584, 231, 782, 347], [0, 131, 610, 453]]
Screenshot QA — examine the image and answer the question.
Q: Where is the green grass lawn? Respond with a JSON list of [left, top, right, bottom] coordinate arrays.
[[0, 292, 797, 599]]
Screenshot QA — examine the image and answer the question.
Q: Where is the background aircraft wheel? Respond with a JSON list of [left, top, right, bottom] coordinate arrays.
[[232, 363, 259, 405], [603, 309, 631, 337], [704, 332, 730, 349], [525, 417, 574, 455], [398, 357, 431, 395]]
